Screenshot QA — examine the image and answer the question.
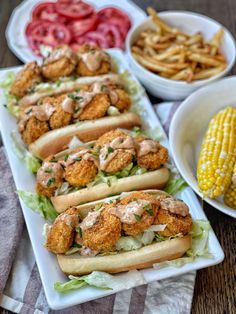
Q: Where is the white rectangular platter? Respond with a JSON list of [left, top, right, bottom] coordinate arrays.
[[0, 49, 224, 310]]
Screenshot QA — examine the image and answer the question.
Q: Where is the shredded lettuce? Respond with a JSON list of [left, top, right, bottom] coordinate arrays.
[[153, 220, 212, 269], [116, 235, 143, 251], [107, 106, 120, 116], [17, 190, 58, 222], [144, 126, 164, 141], [0, 72, 19, 117], [164, 178, 188, 196], [54, 270, 146, 293], [11, 131, 41, 173], [121, 70, 144, 97], [141, 231, 155, 246]]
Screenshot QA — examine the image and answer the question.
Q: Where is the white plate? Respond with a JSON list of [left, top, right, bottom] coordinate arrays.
[[0, 49, 224, 310], [169, 76, 236, 218], [6, 0, 146, 63]]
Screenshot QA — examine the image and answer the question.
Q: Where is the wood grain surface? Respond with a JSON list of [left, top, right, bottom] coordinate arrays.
[[0, 1, 235, 314]]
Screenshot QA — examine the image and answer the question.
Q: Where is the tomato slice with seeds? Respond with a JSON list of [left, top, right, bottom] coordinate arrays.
[[69, 13, 98, 37], [97, 7, 131, 30], [55, 0, 94, 20], [74, 31, 110, 49], [97, 23, 124, 49], [31, 2, 67, 23]]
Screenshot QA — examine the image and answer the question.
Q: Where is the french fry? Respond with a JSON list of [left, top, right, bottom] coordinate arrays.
[[131, 7, 227, 82]]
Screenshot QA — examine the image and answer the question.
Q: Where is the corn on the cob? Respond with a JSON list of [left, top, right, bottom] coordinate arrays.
[[224, 162, 236, 209], [197, 106, 236, 198]]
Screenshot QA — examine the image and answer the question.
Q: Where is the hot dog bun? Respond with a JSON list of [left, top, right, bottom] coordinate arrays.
[[29, 112, 141, 159], [57, 235, 191, 275], [51, 168, 170, 213]]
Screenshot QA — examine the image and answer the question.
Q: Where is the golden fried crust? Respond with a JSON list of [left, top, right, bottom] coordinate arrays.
[[47, 96, 73, 129], [42, 57, 76, 80], [137, 142, 169, 171], [76, 60, 111, 77], [83, 206, 121, 252], [105, 150, 133, 174], [113, 89, 131, 112], [45, 207, 80, 254], [64, 159, 98, 188], [78, 93, 110, 121], [21, 116, 49, 145], [94, 129, 128, 149], [10, 61, 42, 98], [154, 208, 192, 237], [121, 192, 160, 236]]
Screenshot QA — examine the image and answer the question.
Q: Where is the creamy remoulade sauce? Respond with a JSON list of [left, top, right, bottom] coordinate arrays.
[[19, 103, 56, 132], [79, 208, 104, 231], [80, 246, 98, 257], [92, 81, 119, 105], [109, 199, 151, 224], [138, 139, 160, 157], [63, 149, 99, 167], [61, 96, 75, 113], [36, 161, 64, 188], [99, 136, 136, 171], [160, 198, 189, 217], [79, 50, 110, 72], [44, 46, 77, 65], [58, 212, 79, 228]]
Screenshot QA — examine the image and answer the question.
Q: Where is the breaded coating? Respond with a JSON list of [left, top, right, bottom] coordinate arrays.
[[83, 206, 121, 252], [42, 46, 77, 80], [45, 207, 80, 254], [64, 148, 98, 188], [154, 208, 192, 237], [121, 191, 159, 236], [10, 61, 42, 98], [36, 157, 64, 197], [41, 95, 73, 129], [95, 129, 135, 174], [136, 136, 169, 170], [76, 44, 111, 76], [21, 116, 49, 145], [112, 89, 131, 112], [94, 129, 129, 149], [77, 93, 110, 121]]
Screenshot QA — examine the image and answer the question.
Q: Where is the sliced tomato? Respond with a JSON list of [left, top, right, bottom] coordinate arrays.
[[74, 31, 110, 48], [98, 17, 130, 39], [97, 7, 131, 30], [55, 0, 94, 20], [26, 21, 72, 55], [25, 20, 42, 37], [97, 23, 123, 49], [69, 13, 98, 37], [31, 2, 67, 23]]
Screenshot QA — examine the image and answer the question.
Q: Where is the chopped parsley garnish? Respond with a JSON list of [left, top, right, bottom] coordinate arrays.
[[73, 157, 82, 161], [134, 213, 141, 221], [55, 80, 61, 87], [44, 168, 52, 173], [73, 242, 82, 248], [72, 75, 78, 81], [47, 177, 55, 187], [64, 154, 69, 161], [100, 84, 106, 91], [107, 146, 114, 154], [3, 104, 7, 108], [26, 108, 33, 115], [68, 94, 84, 101], [76, 226, 83, 238], [107, 179, 112, 187], [146, 209, 154, 216]]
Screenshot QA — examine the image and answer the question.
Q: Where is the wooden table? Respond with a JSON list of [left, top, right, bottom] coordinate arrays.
[[0, 1, 235, 313]]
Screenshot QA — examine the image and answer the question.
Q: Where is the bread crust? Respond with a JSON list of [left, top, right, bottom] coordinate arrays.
[[29, 112, 141, 159]]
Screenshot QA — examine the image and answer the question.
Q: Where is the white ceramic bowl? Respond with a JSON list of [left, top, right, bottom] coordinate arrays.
[[169, 76, 236, 218], [126, 11, 236, 100]]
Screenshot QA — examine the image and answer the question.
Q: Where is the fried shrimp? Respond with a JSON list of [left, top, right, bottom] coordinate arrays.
[[154, 198, 192, 237], [21, 116, 49, 145], [36, 156, 64, 198], [82, 205, 121, 252], [10, 61, 42, 98], [136, 135, 169, 170], [41, 95, 74, 129], [120, 191, 160, 236], [76, 45, 111, 76], [45, 207, 80, 254], [94, 129, 136, 174], [64, 148, 98, 188], [42, 46, 77, 80], [77, 93, 110, 121], [111, 89, 131, 112]]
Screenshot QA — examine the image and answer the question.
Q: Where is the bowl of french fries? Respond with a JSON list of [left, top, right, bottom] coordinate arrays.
[[169, 76, 236, 218], [126, 8, 236, 100]]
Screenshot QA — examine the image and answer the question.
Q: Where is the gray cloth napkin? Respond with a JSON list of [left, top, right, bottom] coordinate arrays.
[[0, 102, 196, 314]]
